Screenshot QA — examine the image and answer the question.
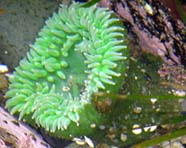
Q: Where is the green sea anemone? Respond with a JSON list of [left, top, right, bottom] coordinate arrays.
[[5, 2, 128, 138]]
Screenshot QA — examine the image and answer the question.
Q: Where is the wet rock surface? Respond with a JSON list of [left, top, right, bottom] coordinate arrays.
[[0, 0, 60, 70]]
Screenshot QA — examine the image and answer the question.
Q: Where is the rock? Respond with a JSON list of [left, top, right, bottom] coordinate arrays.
[[0, 0, 60, 70]]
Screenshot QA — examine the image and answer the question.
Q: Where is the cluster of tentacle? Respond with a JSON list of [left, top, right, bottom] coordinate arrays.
[[5, 2, 128, 138]]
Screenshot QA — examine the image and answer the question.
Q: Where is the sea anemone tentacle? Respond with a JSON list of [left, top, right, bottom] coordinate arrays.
[[5, 2, 128, 138]]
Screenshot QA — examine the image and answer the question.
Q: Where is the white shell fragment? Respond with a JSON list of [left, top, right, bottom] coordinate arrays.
[[73, 137, 86, 145], [172, 89, 186, 97], [149, 125, 157, 132], [132, 124, 142, 135], [133, 106, 142, 114], [150, 98, 157, 104], [120, 133, 127, 142], [144, 3, 153, 15], [73, 136, 94, 147], [90, 123, 96, 128], [0, 64, 8, 73], [144, 125, 157, 132], [84, 136, 94, 148], [156, 108, 160, 112]]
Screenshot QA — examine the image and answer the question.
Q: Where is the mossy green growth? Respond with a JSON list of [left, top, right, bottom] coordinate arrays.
[[5, 2, 128, 138]]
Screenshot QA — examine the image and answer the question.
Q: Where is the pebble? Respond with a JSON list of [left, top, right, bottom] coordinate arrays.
[[160, 141, 170, 148], [158, 137, 186, 148], [0, 64, 8, 73], [170, 141, 184, 148], [181, 136, 186, 144]]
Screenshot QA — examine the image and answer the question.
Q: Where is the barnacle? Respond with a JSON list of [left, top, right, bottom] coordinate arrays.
[[5, 2, 128, 138]]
